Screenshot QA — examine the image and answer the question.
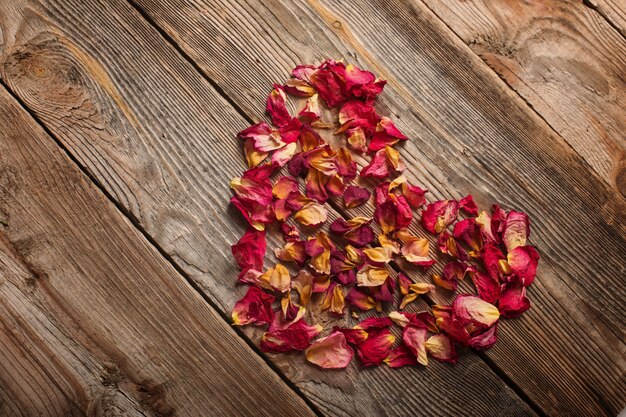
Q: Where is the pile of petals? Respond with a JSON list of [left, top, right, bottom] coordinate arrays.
[[230, 60, 539, 369]]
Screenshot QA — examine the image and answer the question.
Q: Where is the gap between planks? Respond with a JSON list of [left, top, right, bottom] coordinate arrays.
[[0, 78, 325, 417], [119, 1, 550, 415], [581, 0, 626, 38]]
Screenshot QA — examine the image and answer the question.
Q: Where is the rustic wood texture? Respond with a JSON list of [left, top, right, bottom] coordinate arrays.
[[124, 0, 626, 415], [0, 1, 539, 416], [591, 0, 626, 35], [0, 87, 314, 417], [421, 0, 626, 196]]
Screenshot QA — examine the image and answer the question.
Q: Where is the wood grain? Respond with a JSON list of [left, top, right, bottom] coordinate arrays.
[[421, 0, 626, 196], [124, 0, 626, 415], [590, 0, 626, 35], [0, 87, 313, 417], [0, 0, 538, 416]]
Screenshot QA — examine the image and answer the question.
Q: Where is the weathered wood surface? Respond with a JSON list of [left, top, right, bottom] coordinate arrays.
[[591, 0, 626, 35], [0, 1, 539, 416], [126, 0, 625, 415], [0, 87, 314, 416], [421, 0, 626, 195]]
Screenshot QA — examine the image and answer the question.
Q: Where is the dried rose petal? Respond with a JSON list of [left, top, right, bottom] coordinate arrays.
[[321, 282, 346, 315], [459, 194, 478, 216], [330, 217, 374, 247], [432, 261, 469, 291], [306, 331, 354, 369], [452, 295, 500, 327], [294, 202, 328, 227], [361, 148, 390, 178], [299, 93, 322, 122], [336, 147, 357, 180], [292, 270, 314, 306], [259, 264, 291, 293], [433, 305, 471, 345], [298, 124, 324, 152], [356, 265, 390, 287], [355, 317, 394, 331], [281, 293, 305, 322], [333, 327, 368, 345], [307, 61, 347, 108], [506, 245, 539, 286], [399, 283, 435, 309], [438, 231, 468, 261], [374, 185, 413, 234], [356, 328, 395, 367], [281, 223, 300, 242], [305, 232, 334, 275], [230, 165, 276, 230], [452, 218, 482, 253], [369, 117, 407, 152], [468, 323, 498, 350], [421, 199, 459, 234], [425, 333, 457, 364], [482, 242, 506, 282], [362, 247, 393, 264], [274, 241, 307, 266], [284, 78, 315, 97], [502, 211, 530, 252], [231, 228, 266, 282], [261, 319, 322, 353], [361, 146, 405, 178], [343, 185, 371, 208], [238, 122, 283, 152], [243, 138, 268, 167], [397, 272, 412, 295], [498, 281, 530, 318], [266, 84, 291, 127], [397, 231, 435, 268], [402, 183, 427, 209], [346, 286, 380, 311], [232, 286, 275, 326], [272, 142, 297, 167], [468, 269, 500, 304], [385, 344, 418, 368], [338, 100, 378, 134], [402, 326, 428, 366], [371, 276, 395, 302]]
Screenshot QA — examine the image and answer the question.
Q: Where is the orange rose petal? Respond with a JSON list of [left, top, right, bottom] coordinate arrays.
[[294, 202, 328, 227], [362, 247, 393, 264], [400, 236, 435, 268], [292, 270, 314, 306], [259, 264, 291, 293], [321, 283, 346, 315], [356, 265, 390, 287]]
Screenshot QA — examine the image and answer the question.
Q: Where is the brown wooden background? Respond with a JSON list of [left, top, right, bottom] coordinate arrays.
[[0, 0, 624, 416]]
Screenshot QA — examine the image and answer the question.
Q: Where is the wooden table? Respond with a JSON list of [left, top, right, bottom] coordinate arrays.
[[0, 0, 624, 416]]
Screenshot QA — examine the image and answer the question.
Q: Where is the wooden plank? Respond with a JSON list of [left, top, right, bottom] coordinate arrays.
[[0, 1, 539, 416], [122, 0, 626, 415], [421, 0, 626, 195], [590, 0, 626, 35], [0, 87, 313, 416]]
